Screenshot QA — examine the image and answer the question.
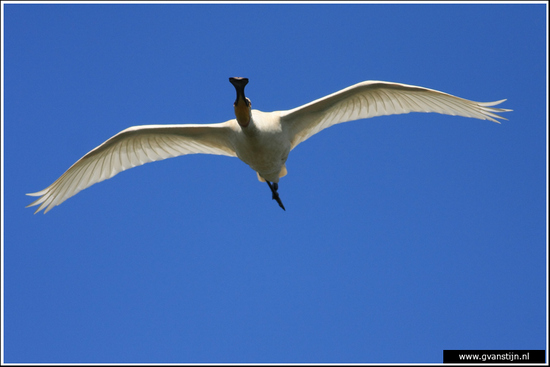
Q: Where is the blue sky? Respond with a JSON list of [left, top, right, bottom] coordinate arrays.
[[3, 2, 547, 364]]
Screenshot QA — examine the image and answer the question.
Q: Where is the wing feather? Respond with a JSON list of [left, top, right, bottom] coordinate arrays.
[[27, 122, 237, 213], [281, 81, 511, 149]]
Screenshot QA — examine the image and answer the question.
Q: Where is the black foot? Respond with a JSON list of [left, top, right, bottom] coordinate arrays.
[[266, 181, 286, 211]]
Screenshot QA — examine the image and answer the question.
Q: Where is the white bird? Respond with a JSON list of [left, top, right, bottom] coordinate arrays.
[[27, 78, 511, 213]]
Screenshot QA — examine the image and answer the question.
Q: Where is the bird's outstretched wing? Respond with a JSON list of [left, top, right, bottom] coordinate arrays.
[[27, 122, 237, 213], [280, 81, 511, 150]]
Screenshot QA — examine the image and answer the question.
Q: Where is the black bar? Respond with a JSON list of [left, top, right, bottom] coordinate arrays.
[[443, 350, 545, 363]]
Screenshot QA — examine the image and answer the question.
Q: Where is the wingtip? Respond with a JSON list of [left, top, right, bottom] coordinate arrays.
[[26, 203, 44, 214], [26, 204, 42, 214], [26, 196, 51, 214]]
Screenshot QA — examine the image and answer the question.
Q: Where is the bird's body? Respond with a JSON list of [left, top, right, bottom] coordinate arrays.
[[233, 110, 289, 183], [27, 79, 511, 213]]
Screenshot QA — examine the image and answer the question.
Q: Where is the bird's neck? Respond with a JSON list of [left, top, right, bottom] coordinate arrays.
[[234, 96, 251, 127], [239, 114, 260, 137]]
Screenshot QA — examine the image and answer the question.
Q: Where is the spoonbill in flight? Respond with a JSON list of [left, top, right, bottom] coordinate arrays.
[[27, 77, 511, 213]]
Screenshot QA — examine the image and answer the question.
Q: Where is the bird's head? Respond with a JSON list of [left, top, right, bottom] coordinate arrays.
[[229, 77, 251, 127]]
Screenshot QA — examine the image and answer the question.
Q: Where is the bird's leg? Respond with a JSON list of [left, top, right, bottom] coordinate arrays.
[[266, 181, 286, 211]]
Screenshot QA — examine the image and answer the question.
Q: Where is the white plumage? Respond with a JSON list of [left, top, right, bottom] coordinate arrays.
[[27, 79, 511, 213]]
